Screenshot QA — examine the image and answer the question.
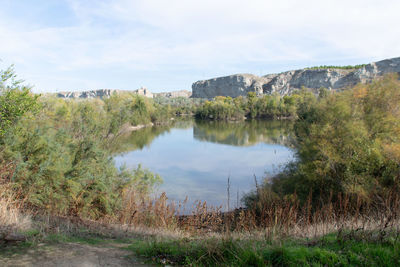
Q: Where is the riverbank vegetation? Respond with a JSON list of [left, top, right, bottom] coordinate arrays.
[[246, 74, 400, 205], [154, 95, 204, 115], [195, 91, 302, 120], [1, 64, 400, 266], [0, 66, 170, 222]]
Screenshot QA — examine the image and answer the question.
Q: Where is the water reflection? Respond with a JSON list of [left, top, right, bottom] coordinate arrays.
[[113, 119, 295, 210], [193, 120, 294, 147], [110, 119, 193, 154]]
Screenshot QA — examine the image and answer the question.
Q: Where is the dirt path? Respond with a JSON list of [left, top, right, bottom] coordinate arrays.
[[0, 242, 153, 267]]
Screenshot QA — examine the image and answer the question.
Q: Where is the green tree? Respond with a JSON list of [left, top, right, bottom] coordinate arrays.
[[0, 65, 39, 137]]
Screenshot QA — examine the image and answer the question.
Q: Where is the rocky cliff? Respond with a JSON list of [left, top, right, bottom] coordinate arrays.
[[191, 74, 266, 98], [153, 90, 192, 98], [192, 57, 400, 98], [57, 88, 155, 99], [57, 87, 191, 99], [57, 89, 123, 99]]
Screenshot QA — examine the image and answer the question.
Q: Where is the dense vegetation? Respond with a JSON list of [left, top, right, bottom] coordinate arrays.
[[0, 67, 180, 219], [153, 95, 204, 115], [195, 92, 298, 120], [246, 74, 400, 206]]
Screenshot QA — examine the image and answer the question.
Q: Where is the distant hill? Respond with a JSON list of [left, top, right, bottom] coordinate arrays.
[[56, 87, 191, 99], [192, 57, 400, 98]]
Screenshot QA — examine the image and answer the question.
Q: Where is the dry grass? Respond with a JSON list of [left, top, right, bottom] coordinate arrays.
[[1, 182, 399, 242], [1, 157, 399, 242], [223, 187, 400, 240], [107, 184, 400, 240], [0, 185, 32, 234], [0, 162, 32, 238]]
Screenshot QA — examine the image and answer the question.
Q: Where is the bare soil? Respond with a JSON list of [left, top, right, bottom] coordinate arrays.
[[0, 242, 153, 267]]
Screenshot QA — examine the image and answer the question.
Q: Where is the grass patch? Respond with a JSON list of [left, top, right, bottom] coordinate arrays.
[[0, 229, 41, 257], [0, 240, 35, 257], [130, 237, 265, 266], [128, 232, 400, 266]]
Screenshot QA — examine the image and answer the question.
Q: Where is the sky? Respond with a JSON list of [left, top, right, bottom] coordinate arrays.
[[0, 0, 399, 93]]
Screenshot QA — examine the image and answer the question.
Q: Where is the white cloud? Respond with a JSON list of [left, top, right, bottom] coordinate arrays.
[[0, 0, 399, 92]]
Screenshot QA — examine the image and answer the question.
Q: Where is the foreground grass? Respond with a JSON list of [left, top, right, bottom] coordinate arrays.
[[129, 232, 400, 266], [2, 225, 399, 266]]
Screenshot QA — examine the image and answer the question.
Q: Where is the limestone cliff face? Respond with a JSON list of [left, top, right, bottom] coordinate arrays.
[[192, 57, 400, 98], [153, 90, 192, 98], [57, 88, 154, 99], [192, 74, 266, 98], [57, 89, 121, 99], [57, 87, 191, 99], [262, 69, 354, 95]]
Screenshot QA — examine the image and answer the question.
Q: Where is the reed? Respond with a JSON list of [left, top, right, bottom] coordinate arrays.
[[112, 184, 400, 240], [1, 169, 399, 242], [0, 185, 32, 236]]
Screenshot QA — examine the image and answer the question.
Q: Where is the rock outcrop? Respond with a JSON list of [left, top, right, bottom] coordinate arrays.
[[134, 87, 154, 98], [57, 87, 154, 99], [192, 57, 400, 98], [57, 89, 122, 99], [192, 74, 265, 98], [57, 87, 190, 99], [153, 90, 192, 98]]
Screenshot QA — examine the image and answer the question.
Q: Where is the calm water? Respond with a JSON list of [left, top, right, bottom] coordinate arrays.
[[114, 119, 295, 210]]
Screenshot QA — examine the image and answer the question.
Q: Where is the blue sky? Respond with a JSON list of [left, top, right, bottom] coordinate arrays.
[[1, 0, 399, 93]]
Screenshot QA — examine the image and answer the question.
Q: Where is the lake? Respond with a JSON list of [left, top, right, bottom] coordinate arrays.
[[114, 119, 295, 211]]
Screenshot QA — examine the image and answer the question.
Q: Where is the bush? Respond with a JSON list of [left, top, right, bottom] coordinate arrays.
[[0, 68, 164, 220], [249, 74, 400, 205]]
